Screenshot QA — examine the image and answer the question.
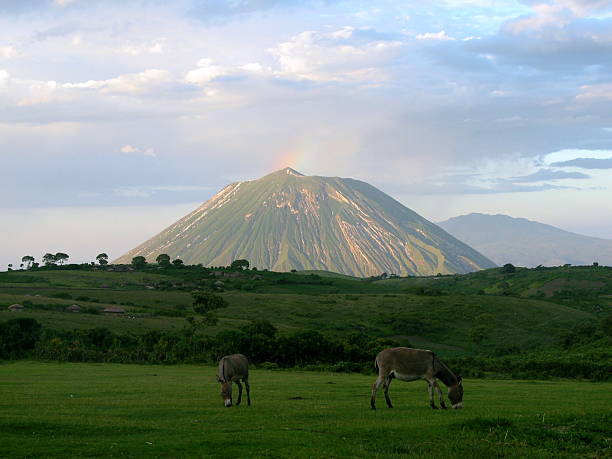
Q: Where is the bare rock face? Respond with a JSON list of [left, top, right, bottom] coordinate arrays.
[[114, 168, 495, 276]]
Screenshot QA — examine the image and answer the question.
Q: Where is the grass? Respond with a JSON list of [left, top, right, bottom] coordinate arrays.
[[0, 361, 610, 458], [0, 267, 601, 355]]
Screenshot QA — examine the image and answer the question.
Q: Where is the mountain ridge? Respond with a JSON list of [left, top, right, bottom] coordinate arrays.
[[115, 168, 496, 276], [438, 213, 612, 267]]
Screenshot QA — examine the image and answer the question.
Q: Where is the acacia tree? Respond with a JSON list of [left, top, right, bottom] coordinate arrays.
[[230, 259, 250, 270], [191, 291, 229, 326], [96, 253, 109, 266], [131, 256, 147, 269], [21, 255, 35, 269], [42, 253, 56, 266], [55, 253, 69, 265], [156, 253, 171, 267]]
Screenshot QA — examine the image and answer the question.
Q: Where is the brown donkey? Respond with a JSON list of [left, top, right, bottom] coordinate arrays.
[[371, 347, 463, 410], [218, 354, 251, 407]]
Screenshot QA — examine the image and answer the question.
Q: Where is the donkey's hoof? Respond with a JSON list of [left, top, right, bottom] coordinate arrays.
[[430, 405, 439, 410]]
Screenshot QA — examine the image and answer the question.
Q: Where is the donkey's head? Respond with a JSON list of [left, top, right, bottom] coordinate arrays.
[[448, 376, 463, 409], [220, 381, 233, 407]]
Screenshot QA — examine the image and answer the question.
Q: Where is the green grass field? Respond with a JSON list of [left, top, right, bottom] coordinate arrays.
[[1, 362, 610, 458], [0, 267, 603, 355]]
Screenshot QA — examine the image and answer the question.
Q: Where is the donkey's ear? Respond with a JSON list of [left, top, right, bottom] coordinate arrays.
[[457, 375, 462, 383]]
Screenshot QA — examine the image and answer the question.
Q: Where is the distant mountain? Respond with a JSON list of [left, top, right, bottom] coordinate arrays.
[[114, 168, 495, 276], [438, 213, 612, 267]]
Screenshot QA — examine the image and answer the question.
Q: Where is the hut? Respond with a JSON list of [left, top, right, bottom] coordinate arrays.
[[8, 303, 24, 312], [103, 306, 126, 315], [66, 304, 81, 313]]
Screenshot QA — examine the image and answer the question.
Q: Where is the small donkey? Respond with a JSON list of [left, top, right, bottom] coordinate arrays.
[[218, 354, 251, 407]]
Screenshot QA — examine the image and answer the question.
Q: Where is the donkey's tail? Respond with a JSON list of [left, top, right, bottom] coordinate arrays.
[[374, 356, 379, 373]]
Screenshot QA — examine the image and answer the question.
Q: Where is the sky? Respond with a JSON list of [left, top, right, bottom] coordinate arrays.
[[2, 0, 612, 267]]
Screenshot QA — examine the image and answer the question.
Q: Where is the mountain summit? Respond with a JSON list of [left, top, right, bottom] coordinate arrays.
[[115, 169, 495, 276]]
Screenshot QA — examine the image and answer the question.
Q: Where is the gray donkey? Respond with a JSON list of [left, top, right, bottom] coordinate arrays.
[[218, 354, 251, 407], [371, 347, 463, 410]]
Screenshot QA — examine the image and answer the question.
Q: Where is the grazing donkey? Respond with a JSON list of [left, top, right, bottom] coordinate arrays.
[[371, 347, 463, 410], [218, 354, 251, 407]]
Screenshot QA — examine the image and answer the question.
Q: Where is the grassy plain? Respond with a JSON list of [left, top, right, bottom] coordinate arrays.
[[0, 362, 610, 458], [0, 267, 603, 355]]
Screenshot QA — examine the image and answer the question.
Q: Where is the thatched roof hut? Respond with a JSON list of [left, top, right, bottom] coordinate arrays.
[[103, 306, 126, 315], [8, 304, 24, 311], [66, 304, 81, 313]]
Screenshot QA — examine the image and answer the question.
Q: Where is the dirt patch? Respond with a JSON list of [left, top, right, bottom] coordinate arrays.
[[537, 278, 605, 297]]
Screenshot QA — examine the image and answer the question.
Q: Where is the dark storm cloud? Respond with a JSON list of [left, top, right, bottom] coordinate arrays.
[[551, 157, 612, 168]]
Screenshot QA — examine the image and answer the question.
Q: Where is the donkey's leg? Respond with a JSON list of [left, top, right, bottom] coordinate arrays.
[[427, 380, 438, 409], [371, 375, 385, 410], [433, 380, 447, 409], [383, 376, 394, 408], [244, 378, 251, 406], [235, 381, 243, 406]]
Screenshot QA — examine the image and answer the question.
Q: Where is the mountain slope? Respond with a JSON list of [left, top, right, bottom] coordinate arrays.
[[115, 168, 495, 276], [438, 213, 612, 267]]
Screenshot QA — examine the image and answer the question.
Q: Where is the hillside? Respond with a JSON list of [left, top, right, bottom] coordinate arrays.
[[438, 213, 612, 267], [1, 265, 607, 356], [115, 168, 495, 276]]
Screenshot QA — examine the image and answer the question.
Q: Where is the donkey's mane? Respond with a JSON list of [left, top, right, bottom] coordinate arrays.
[[434, 358, 459, 387]]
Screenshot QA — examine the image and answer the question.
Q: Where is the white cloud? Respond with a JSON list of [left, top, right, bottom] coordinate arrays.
[[185, 59, 229, 85], [270, 27, 403, 82], [416, 30, 455, 41], [63, 69, 171, 94], [120, 145, 156, 157], [0, 69, 9, 87], [505, 0, 612, 33], [576, 82, 612, 101], [0, 46, 17, 59], [122, 40, 165, 56], [53, 0, 79, 7]]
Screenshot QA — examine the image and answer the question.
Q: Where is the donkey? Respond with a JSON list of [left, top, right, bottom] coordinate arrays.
[[370, 347, 463, 410], [218, 354, 251, 407]]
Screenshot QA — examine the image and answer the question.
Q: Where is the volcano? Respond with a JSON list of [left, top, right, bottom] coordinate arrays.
[[115, 168, 495, 276]]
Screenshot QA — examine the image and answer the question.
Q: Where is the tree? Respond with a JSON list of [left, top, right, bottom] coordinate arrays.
[[54, 253, 69, 265], [96, 253, 109, 266], [172, 258, 184, 267], [230, 259, 250, 270], [191, 291, 229, 326], [502, 263, 515, 274], [156, 253, 171, 267], [131, 256, 147, 269], [21, 255, 35, 269], [42, 253, 56, 266]]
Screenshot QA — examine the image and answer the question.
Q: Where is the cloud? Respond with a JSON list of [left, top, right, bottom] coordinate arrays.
[[185, 59, 230, 85], [63, 69, 172, 94], [0, 45, 17, 58], [188, 0, 311, 21], [122, 40, 165, 56], [550, 157, 612, 168], [120, 145, 156, 157], [270, 27, 403, 82], [53, 0, 79, 7], [508, 168, 590, 182], [577, 82, 612, 101], [416, 30, 455, 40], [0, 69, 9, 87]]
